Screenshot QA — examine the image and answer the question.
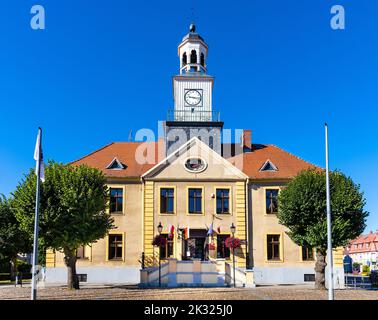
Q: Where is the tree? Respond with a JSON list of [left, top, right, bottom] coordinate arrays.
[[0, 195, 31, 280], [12, 162, 114, 289], [277, 169, 368, 289]]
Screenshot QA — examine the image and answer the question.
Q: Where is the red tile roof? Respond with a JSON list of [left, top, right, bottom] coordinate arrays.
[[347, 232, 378, 254], [228, 144, 320, 180], [70, 142, 320, 180], [70, 142, 159, 179]]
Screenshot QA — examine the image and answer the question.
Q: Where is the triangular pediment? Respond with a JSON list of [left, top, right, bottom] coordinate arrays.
[[142, 138, 248, 180]]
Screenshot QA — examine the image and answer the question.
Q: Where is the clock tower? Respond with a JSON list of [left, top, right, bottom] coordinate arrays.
[[165, 24, 224, 155]]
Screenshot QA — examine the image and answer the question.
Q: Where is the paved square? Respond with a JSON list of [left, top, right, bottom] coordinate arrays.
[[1, 285, 378, 300]]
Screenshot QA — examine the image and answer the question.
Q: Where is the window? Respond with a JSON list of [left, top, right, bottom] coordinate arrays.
[[267, 235, 281, 261], [260, 160, 278, 172], [182, 52, 187, 66], [185, 158, 207, 173], [108, 234, 123, 261], [160, 234, 174, 259], [304, 274, 315, 282], [110, 188, 123, 214], [302, 245, 314, 261], [216, 188, 230, 214], [217, 234, 231, 259], [200, 53, 205, 66], [190, 50, 197, 64], [188, 188, 203, 214], [160, 188, 175, 214], [76, 246, 90, 260], [106, 157, 125, 170], [266, 189, 279, 214]]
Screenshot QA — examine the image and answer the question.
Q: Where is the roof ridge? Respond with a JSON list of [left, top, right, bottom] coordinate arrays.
[[69, 142, 115, 165], [267, 144, 321, 169]]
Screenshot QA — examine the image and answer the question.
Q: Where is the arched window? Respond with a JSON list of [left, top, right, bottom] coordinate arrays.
[[200, 53, 205, 67], [182, 52, 187, 66], [190, 50, 197, 64]]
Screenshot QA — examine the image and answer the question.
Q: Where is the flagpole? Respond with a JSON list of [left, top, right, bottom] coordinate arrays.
[[31, 127, 42, 300], [325, 123, 334, 300]]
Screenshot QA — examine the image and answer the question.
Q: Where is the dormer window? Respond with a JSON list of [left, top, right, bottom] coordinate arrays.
[[259, 160, 278, 172], [106, 157, 125, 170]]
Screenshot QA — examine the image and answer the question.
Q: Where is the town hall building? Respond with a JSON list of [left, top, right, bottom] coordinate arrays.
[[45, 24, 344, 287]]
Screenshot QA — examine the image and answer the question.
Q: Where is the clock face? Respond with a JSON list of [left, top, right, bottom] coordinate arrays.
[[185, 90, 202, 106]]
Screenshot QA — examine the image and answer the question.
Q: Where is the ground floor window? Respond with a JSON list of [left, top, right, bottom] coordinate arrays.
[[267, 234, 281, 261], [160, 234, 174, 259], [108, 234, 123, 261], [76, 245, 90, 259], [302, 245, 314, 261], [217, 234, 231, 259]]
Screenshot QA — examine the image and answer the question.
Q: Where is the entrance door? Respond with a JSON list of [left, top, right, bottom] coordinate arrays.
[[182, 229, 208, 261]]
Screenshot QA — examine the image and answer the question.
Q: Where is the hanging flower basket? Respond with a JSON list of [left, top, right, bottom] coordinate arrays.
[[225, 237, 241, 249], [152, 235, 167, 247]]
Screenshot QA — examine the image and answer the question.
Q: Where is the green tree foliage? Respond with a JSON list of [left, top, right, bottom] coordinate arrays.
[[277, 169, 368, 289], [0, 195, 31, 279], [12, 162, 114, 289]]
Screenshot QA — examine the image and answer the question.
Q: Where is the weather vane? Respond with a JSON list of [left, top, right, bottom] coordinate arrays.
[[187, 0, 198, 32]]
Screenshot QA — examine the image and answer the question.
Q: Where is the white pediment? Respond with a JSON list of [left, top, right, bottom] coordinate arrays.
[[142, 137, 248, 180]]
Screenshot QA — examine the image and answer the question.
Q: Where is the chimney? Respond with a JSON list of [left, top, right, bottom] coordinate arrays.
[[242, 129, 252, 152]]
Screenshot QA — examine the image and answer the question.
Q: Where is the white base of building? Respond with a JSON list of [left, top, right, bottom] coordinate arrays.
[[45, 267, 140, 285], [253, 267, 317, 285], [253, 266, 345, 288]]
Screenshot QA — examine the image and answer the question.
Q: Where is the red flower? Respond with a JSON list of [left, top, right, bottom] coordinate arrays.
[[225, 237, 241, 249], [208, 243, 216, 250]]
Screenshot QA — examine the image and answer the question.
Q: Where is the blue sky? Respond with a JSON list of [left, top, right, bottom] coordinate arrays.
[[1, 1, 377, 231]]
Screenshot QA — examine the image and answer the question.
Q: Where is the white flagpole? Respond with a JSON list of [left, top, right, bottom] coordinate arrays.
[[325, 123, 334, 300], [31, 127, 42, 300]]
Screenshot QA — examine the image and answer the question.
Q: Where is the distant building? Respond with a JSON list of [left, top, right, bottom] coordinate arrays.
[[345, 231, 378, 267]]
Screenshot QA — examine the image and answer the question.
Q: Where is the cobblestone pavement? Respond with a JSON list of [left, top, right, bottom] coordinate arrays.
[[1, 284, 378, 300]]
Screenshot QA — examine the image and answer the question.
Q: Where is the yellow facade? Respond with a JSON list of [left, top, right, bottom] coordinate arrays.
[[47, 139, 343, 287]]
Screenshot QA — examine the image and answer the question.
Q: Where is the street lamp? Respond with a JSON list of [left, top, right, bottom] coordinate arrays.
[[157, 222, 163, 287], [230, 223, 236, 288]]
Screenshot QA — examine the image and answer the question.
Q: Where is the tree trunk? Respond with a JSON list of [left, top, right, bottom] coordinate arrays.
[[315, 249, 327, 290], [10, 256, 18, 282], [63, 248, 79, 290]]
